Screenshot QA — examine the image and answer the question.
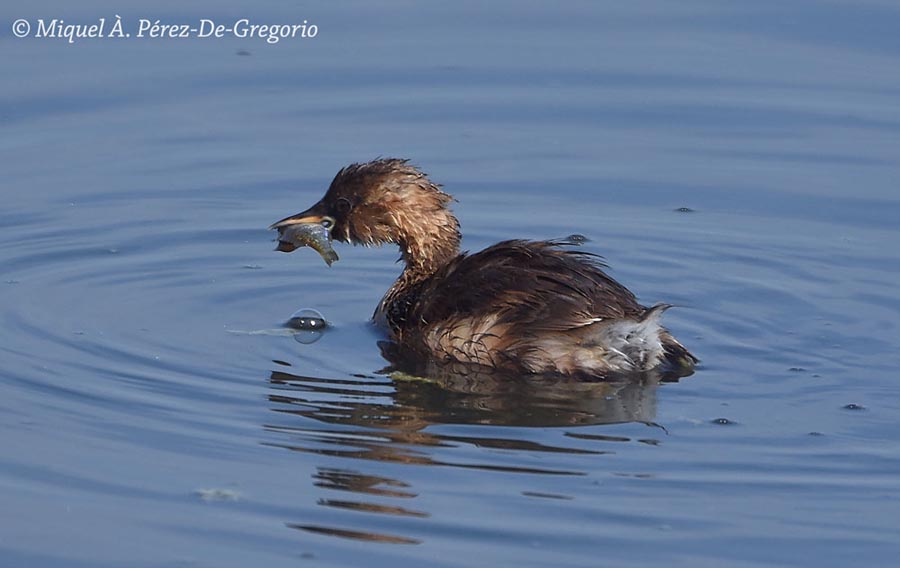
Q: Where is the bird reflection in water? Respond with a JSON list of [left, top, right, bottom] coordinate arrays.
[[264, 353, 687, 546]]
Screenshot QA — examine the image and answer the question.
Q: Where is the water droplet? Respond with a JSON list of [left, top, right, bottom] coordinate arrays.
[[842, 403, 865, 411], [711, 418, 737, 425], [287, 308, 327, 344], [564, 234, 588, 245]]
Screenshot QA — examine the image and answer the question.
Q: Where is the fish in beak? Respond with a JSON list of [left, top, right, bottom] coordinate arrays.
[[269, 207, 339, 266]]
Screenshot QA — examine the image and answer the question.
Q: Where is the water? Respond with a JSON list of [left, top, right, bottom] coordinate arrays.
[[3, 1, 900, 566]]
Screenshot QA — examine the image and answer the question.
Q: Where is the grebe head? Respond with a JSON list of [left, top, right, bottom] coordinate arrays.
[[271, 158, 461, 272]]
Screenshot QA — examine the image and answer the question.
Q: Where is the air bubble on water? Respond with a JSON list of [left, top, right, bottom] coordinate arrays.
[[286, 308, 328, 344], [287, 308, 327, 330], [563, 234, 588, 245], [711, 417, 737, 426]]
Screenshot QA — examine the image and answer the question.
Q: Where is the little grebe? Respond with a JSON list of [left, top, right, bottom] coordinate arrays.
[[271, 159, 697, 378]]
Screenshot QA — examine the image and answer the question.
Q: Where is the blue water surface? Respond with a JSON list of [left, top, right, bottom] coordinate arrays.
[[2, 1, 900, 567]]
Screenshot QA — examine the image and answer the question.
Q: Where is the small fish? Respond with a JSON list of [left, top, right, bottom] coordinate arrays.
[[274, 222, 339, 266]]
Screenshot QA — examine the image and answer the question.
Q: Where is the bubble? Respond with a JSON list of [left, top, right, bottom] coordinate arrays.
[[286, 308, 328, 344], [711, 417, 737, 426], [564, 233, 588, 244], [842, 403, 865, 411], [675, 207, 695, 213], [288, 308, 327, 330]]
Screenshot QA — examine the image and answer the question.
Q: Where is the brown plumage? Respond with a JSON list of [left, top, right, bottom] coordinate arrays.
[[271, 158, 697, 378]]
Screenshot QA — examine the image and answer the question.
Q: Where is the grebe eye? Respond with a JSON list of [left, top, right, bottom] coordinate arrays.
[[336, 197, 352, 214], [321, 217, 335, 229]]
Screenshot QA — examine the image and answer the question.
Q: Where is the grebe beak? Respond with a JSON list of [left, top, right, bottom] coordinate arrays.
[[269, 202, 329, 230]]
